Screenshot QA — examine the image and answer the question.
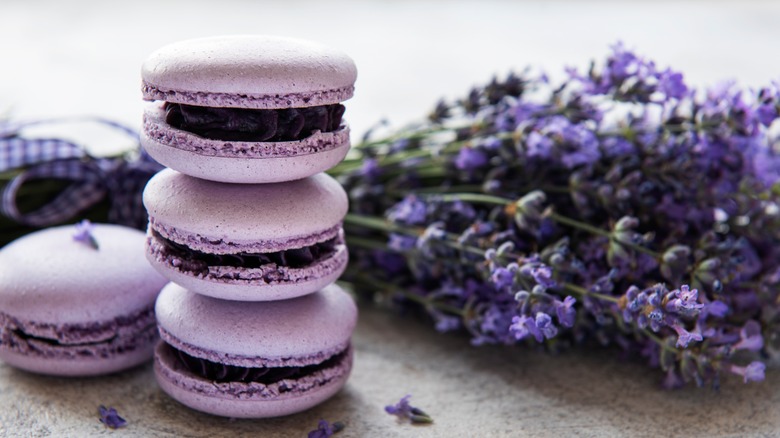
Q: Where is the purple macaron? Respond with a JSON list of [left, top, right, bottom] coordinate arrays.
[[141, 35, 357, 183], [0, 223, 168, 376], [143, 168, 349, 301], [154, 282, 357, 418]]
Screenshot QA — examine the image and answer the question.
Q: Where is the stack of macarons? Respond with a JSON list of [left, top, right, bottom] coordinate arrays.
[[140, 35, 358, 418]]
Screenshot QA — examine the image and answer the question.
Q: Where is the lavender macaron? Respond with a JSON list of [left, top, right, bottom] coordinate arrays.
[[0, 223, 168, 376], [141, 35, 357, 183], [143, 168, 348, 301], [154, 282, 357, 418]]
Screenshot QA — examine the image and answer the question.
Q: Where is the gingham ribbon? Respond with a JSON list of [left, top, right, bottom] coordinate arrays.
[[0, 118, 162, 229]]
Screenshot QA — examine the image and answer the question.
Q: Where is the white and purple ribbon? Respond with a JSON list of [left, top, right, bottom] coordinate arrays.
[[0, 118, 162, 229]]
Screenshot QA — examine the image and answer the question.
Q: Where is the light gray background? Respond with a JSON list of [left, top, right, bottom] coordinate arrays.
[[1, 1, 779, 436]]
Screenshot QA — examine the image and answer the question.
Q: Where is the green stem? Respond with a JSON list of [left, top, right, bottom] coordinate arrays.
[[342, 272, 467, 317], [353, 124, 458, 150], [436, 193, 508, 205], [345, 235, 390, 251], [548, 212, 611, 238], [344, 213, 413, 234], [562, 283, 619, 303]]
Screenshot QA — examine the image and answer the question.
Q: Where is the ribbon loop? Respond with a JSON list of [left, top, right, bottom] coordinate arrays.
[[0, 118, 162, 230]]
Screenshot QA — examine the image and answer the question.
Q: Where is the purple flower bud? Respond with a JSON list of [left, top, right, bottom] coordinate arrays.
[[433, 313, 461, 333], [98, 406, 126, 429], [388, 233, 417, 252], [386, 395, 433, 424], [308, 420, 344, 438], [491, 267, 515, 290], [730, 361, 766, 383], [530, 265, 556, 288], [664, 286, 704, 317], [360, 158, 381, 180], [554, 296, 577, 327], [481, 137, 503, 150], [672, 323, 703, 348], [385, 394, 412, 417], [388, 196, 428, 225], [73, 220, 99, 250], [535, 312, 558, 340], [510, 315, 543, 342], [701, 301, 727, 318], [525, 131, 554, 159], [733, 320, 764, 352], [454, 147, 488, 170], [658, 69, 687, 99]]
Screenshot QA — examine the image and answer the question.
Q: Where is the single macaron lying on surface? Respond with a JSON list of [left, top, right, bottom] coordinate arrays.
[[154, 282, 357, 418], [0, 222, 168, 376], [141, 35, 357, 184], [143, 168, 349, 301]]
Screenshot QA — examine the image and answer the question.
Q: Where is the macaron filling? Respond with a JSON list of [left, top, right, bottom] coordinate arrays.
[[159, 341, 349, 385], [163, 102, 345, 142], [149, 229, 341, 273], [0, 305, 157, 359]]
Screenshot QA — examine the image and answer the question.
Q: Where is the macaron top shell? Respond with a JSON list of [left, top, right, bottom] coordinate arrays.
[[0, 224, 167, 324], [155, 283, 357, 365], [141, 35, 357, 109], [143, 169, 348, 253]]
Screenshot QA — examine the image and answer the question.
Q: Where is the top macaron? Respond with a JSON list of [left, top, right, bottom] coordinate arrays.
[[141, 35, 357, 184]]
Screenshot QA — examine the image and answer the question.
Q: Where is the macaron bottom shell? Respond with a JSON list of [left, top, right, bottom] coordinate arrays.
[[0, 338, 156, 377], [145, 238, 349, 301], [154, 342, 353, 418], [140, 122, 350, 184]]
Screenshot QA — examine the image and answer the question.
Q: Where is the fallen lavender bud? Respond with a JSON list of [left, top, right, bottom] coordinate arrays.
[[385, 394, 433, 424], [98, 405, 126, 429], [307, 419, 345, 438]]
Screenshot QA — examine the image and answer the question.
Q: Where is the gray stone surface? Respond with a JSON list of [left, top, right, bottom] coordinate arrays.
[[1, 302, 778, 437]]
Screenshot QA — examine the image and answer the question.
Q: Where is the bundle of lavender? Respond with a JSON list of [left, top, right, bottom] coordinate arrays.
[[332, 43, 780, 388]]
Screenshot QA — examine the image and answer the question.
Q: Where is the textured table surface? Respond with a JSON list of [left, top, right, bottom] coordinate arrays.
[[2, 303, 780, 438], [3, 1, 780, 437]]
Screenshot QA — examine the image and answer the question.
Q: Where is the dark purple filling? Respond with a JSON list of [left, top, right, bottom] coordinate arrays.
[[166, 342, 348, 384], [153, 230, 339, 272], [164, 102, 345, 142], [9, 328, 119, 346]]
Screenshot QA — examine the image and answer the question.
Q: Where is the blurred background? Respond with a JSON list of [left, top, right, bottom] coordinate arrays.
[[2, 0, 780, 153]]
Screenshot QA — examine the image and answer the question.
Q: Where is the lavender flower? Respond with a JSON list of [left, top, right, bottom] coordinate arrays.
[[554, 296, 577, 327], [733, 320, 764, 352], [73, 219, 99, 250], [385, 395, 433, 424], [335, 43, 780, 389], [730, 361, 766, 383], [455, 147, 488, 170], [98, 406, 126, 429], [308, 420, 345, 438]]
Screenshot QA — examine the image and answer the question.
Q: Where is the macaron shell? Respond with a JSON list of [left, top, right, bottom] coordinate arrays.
[[0, 224, 167, 324], [143, 169, 348, 252], [0, 336, 155, 377], [140, 127, 350, 184], [155, 283, 357, 363], [154, 343, 352, 418], [145, 240, 348, 301], [141, 35, 357, 109]]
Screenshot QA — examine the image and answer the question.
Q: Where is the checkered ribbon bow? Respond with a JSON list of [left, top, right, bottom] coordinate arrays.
[[0, 118, 162, 229]]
